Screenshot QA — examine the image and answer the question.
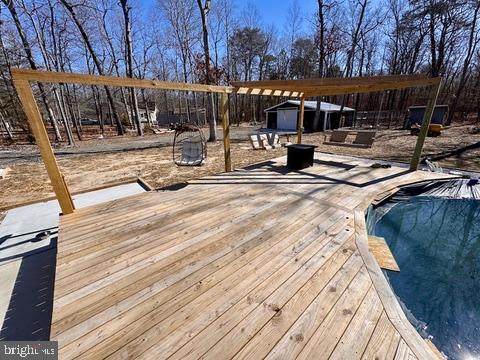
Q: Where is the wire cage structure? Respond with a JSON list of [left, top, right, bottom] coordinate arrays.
[[172, 123, 207, 166]]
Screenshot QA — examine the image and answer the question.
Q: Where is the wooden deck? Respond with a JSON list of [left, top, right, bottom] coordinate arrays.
[[53, 153, 449, 359]]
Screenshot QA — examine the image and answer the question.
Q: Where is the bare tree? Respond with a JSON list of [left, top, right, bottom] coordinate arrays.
[[0, 100, 13, 140], [60, 0, 124, 135], [3, 0, 480, 142], [19, 0, 77, 144], [119, 0, 142, 135], [313, 0, 328, 128], [100, 0, 132, 128], [196, 0, 217, 141], [337, 0, 369, 125], [159, 0, 200, 123], [1, 0, 63, 142], [447, 0, 480, 124]]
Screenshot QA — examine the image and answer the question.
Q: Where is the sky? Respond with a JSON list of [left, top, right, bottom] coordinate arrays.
[[241, 0, 318, 31], [141, 0, 319, 34]]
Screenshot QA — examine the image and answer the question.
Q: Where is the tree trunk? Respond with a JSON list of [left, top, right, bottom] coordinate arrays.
[[21, 0, 75, 144], [181, 58, 191, 122], [314, 0, 326, 129], [196, 0, 217, 141], [141, 89, 153, 126], [338, 0, 368, 123], [60, 0, 124, 135], [0, 36, 23, 124], [0, 110, 14, 140], [446, 1, 480, 125], [119, 0, 142, 135], [2, 0, 62, 142], [100, 5, 133, 128], [54, 86, 74, 145], [63, 84, 82, 140], [92, 86, 105, 134]]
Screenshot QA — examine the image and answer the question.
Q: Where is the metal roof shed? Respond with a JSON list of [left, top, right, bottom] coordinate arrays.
[[406, 105, 449, 128], [264, 100, 355, 132]]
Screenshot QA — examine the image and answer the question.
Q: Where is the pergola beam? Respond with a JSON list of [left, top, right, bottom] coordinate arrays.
[[232, 75, 440, 97], [11, 68, 235, 94], [303, 79, 439, 96], [11, 69, 303, 98], [232, 73, 434, 88], [10, 68, 442, 214]]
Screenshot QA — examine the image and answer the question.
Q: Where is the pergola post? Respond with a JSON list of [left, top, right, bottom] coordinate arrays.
[[409, 80, 442, 171], [221, 92, 232, 172], [297, 96, 305, 144], [13, 79, 75, 214]]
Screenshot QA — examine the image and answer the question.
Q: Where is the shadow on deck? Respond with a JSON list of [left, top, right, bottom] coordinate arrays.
[[0, 244, 56, 341]]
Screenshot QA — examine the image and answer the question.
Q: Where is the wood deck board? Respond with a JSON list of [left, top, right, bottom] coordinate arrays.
[[104, 211, 347, 359], [164, 223, 356, 360], [361, 312, 402, 360], [53, 153, 449, 359]]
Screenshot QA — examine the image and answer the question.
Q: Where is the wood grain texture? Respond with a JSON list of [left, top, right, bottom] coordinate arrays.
[[233, 75, 440, 97], [11, 68, 233, 94], [361, 312, 401, 360], [52, 153, 449, 359], [297, 96, 305, 144], [368, 235, 400, 272], [221, 92, 232, 172]]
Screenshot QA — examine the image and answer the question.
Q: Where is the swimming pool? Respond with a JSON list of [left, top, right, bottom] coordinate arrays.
[[368, 181, 480, 359]]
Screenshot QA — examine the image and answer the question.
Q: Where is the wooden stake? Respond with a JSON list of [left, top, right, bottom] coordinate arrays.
[[221, 93, 232, 172], [13, 79, 75, 214], [409, 80, 441, 171], [297, 96, 305, 144]]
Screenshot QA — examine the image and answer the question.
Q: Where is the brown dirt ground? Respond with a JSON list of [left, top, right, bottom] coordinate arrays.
[[1, 123, 479, 211]]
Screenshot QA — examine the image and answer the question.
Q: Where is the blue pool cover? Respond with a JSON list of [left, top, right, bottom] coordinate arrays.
[[368, 180, 480, 359]]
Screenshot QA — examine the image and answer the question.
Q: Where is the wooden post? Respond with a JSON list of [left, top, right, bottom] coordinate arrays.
[[409, 80, 441, 171], [13, 79, 75, 214], [221, 92, 232, 172], [297, 96, 305, 144]]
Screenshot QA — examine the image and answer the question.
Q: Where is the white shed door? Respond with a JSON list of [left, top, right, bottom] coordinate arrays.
[[277, 109, 297, 130]]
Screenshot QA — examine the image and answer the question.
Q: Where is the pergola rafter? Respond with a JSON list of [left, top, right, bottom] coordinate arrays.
[[10, 68, 441, 215], [232, 74, 440, 97]]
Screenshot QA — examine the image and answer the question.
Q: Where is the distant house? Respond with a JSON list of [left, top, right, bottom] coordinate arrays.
[[264, 100, 355, 132], [131, 102, 158, 125], [102, 101, 158, 125], [157, 107, 207, 127]]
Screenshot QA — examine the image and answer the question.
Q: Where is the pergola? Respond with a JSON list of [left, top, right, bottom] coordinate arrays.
[[11, 68, 441, 215]]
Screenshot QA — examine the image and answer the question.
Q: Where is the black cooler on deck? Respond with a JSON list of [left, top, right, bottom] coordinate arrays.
[[286, 144, 317, 170]]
